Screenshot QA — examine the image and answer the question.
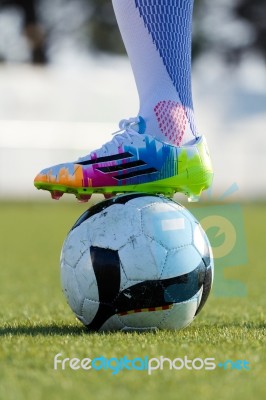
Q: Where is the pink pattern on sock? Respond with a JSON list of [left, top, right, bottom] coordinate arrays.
[[154, 101, 188, 146]]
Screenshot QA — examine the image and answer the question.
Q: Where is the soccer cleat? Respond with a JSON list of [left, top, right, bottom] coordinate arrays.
[[34, 117, 213, 201], [76, 194, 92, 203], [50, 190, 64, 200]]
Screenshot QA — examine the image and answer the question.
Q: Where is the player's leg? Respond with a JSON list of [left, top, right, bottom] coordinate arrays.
[[113, 0, 197, 147], [34, 0, 213, 202], [0, 0, 47, 64]]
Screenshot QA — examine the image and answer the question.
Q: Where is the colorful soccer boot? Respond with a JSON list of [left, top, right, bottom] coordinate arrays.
[[34, 117, 213, 202]]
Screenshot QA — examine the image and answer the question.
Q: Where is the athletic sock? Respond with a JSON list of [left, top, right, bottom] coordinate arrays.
[[112, 0, 198, 146]]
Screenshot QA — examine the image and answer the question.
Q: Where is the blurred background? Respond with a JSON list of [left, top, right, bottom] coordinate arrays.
[[0, 0, 265, 200]]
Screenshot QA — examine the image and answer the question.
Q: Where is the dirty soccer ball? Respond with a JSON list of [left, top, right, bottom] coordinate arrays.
[[60, 193, 214, 331]]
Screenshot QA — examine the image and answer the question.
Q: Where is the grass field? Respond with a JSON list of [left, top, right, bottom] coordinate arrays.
[[0, 200, 265, 400]]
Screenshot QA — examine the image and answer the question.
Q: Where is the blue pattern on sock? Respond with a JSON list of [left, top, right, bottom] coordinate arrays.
[[135, 0, 196, 134]]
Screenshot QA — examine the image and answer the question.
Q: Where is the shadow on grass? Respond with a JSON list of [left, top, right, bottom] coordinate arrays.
[[1, 321, 264, 337], [0, 324, 88, 337], [0, 325, 167, 336]]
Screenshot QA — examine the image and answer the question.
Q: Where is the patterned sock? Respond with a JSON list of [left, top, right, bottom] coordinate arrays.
[[112, 0, 197, 146]]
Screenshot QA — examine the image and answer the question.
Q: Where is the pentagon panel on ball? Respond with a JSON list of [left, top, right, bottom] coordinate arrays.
[[60, 193, 214, 332]]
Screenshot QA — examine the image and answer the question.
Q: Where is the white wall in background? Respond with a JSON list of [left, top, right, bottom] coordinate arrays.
[[0, 56, 265, 200]]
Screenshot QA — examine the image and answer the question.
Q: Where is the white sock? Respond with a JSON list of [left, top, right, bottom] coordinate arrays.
[[112, 0, 198, 146]]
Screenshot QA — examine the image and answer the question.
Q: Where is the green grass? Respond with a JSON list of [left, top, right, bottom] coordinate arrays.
[[0, 200, 265, 400]]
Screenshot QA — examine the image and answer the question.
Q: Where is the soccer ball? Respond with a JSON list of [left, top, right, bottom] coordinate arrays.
[[60, 193, 213, 331]]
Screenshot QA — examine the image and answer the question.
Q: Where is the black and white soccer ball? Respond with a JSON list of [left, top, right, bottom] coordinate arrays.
[[60, 193, 214, 331]]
